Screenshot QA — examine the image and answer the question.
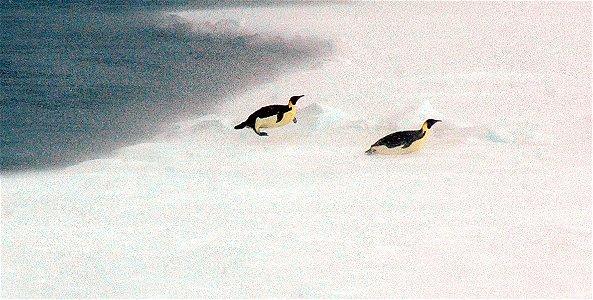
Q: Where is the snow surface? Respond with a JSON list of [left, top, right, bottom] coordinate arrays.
[[2, 2, 591, 297]]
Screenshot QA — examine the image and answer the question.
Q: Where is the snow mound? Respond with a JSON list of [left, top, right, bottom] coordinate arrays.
[[298, 102, 349, 131], [160, 115, 233, 139], [397, 99, 444, 129], [187, 115, 233, 132], [486, 120, 554, 144]]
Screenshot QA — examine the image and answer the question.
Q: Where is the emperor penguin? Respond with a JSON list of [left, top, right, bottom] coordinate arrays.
[[366, 119, 441, 155], [234, 95, 304, 136]]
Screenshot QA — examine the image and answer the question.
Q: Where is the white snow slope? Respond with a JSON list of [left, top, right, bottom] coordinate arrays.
[[2, 2, 591, 298]]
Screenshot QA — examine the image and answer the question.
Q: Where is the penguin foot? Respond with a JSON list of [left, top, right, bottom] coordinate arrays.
[[258, 132, 269, 136], [293, 118, 297, 124]]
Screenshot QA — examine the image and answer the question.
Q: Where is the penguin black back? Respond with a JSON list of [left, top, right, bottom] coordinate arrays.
[[372, 129, 425, 149]]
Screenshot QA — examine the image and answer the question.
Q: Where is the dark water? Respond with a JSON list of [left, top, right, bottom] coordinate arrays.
[[1, 2, 331, 171]]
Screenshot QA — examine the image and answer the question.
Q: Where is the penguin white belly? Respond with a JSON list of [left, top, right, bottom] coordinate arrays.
[[256, 109, 296, 129], [373, 132, 431, 155]]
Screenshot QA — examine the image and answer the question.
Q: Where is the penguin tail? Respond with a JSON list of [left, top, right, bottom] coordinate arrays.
[[234, 121, 248, 130], [365, 148, 375, 155]]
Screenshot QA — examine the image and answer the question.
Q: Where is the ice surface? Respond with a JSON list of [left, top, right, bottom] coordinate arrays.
[[2, 2, 591, 298], [397, 99, 445, 129]]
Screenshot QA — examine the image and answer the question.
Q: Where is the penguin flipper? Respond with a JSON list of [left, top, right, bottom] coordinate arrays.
[[401, 142, 413, 149], [276, 111, 285, 123], [401, 131, 425, 148], [252, 127, 268, 136], [374, 136, 404, 149]]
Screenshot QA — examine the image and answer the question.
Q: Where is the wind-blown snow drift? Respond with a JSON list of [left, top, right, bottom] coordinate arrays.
[[2, 2, 591, 298]]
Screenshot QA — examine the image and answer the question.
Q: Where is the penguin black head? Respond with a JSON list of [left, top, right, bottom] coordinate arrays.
[[425, 119, 441, 129], [289, 95, 304, 105]]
